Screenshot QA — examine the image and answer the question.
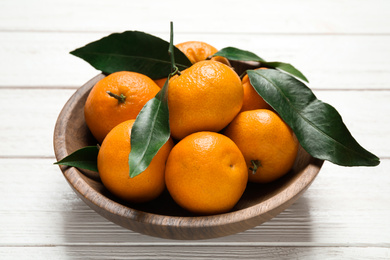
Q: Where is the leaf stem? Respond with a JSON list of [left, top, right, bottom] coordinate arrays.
[[168, 21, 180, 76]]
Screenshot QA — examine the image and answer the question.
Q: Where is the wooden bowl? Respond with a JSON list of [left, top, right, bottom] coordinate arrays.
[[53, 64, 323, 240]]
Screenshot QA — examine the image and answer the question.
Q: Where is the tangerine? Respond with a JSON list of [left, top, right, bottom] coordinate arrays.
[[168, 60, 243, 140], [97, 120, 174, 203], [241, 68, 272, 112], [176, 41, 218, 64], [224, 109, 299, 183], [84, 71, 160, 143], [165, 132, 248, 215], [154, 77, 167, 88], [154, 41, 231, 89]]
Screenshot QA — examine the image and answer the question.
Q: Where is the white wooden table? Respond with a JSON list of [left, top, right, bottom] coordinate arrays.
[[1, 0, 389, 259]]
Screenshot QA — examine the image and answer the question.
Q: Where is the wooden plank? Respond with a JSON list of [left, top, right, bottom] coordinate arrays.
[[0, 158, 389, 245], [1, 0, 390, 34], [0, 89, 387, 157], [0, 246, 389, 260], [0, 89, 75, 157], [313, 90, 389, 158], [1, 32, 390, 89]]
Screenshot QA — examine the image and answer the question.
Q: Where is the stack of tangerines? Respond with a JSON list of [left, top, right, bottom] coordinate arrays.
[[84, 41, 299, 215]]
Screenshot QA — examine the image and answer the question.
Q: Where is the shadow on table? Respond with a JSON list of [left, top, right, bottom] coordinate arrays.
[[212, 195, 315, 243], [60, 193, 314, 244], [60, 193, 154, 244], [248, 195, 313, 242]]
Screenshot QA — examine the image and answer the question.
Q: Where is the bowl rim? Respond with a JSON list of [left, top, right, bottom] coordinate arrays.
[[53, 73, 324, 235]]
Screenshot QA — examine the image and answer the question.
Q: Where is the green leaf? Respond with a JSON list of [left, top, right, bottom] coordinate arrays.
[[247, 69, 380, 167], [261, 61, 309, 83], [214, 47, 266, 62], [128, 22, 176, 178], [70, 31, 192, 79], [215, 46, 308, 82], [54, 146, 99, 172], [128, 74, 171, 178]]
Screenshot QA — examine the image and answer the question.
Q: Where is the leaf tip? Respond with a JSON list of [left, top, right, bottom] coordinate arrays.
[[129, 170, 141, 179], [301, 75, 309, 83], [53, 158, 65, 165], [69, 48, 79, 56], [128, 159, 143, 178], [371, 156, 381, 166]]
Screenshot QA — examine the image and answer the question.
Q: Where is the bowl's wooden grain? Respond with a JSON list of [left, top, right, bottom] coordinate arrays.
[[53, 65, 323, 240]]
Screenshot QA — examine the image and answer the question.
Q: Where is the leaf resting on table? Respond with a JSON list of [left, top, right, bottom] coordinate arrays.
[[247, 69, 380, 166]]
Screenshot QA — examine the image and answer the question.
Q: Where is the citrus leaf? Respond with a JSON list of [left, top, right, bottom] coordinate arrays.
[[214, 47, 266, 62], [127, 22, 177, 178], [54, 146, 99, 172], [128, 75, 170, 178], [261, 61, 309, 83], [247, 69, 380, 167], [70, 31, 192, 79], [215, 47, 308, 82]]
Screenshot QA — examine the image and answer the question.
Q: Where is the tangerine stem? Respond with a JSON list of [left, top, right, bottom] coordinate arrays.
[[249, 160, 261, 175], [106, 91, 126, 104], [168, 21, 180, 76]]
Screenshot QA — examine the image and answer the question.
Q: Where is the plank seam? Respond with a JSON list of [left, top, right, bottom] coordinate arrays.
[[1, 86, 390, 91], [1, 29, 390, 36], [0, 243, 390, 248]]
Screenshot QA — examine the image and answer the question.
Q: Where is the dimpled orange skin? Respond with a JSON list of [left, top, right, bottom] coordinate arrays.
[[165, 132, 248, 215], [168, 60, 243, 140], [97, 120, 174, 203], [84, 71, 160, 143], [224, 109, 299, 183], [240, 68, 272, 112], [176, 41, 218, 64]]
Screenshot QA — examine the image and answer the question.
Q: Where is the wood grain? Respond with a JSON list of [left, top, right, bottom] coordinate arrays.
[[1, 246, 389, 260]]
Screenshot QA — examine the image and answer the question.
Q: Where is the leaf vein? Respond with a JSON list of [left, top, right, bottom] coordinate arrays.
[[257, 73, 369, 160], [75, 51, 189, 68], [132, 100, 163, 174]]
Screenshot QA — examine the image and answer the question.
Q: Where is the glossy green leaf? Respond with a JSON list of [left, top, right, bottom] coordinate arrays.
[[215, 46, 308, 82], [261, 61, 309, 83], [214, 47, 265, 62], [70, 31, 192, 79], [128, 72, 171, 178], [54, 146, 99, 172], [247, 69, 380, 167], [127, 22, 176, 178]]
